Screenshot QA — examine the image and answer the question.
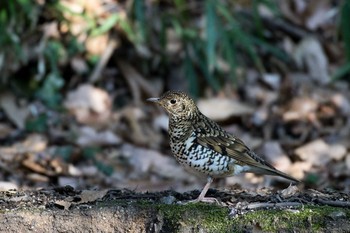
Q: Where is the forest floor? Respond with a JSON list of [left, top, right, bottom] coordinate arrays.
[[1, 187, 350, 232]]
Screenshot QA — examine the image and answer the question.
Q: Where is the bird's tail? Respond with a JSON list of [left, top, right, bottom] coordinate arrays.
[[248, 166, 300, 183]]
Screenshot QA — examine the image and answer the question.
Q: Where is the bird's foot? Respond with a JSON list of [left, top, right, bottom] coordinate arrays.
[[184, 197, 220, 205]]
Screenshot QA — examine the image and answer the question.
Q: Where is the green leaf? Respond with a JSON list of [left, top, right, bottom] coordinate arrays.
[[82, 147, 101, 159], [191, 42, 220, 91], [340, 1, 350, 61], [91, 14, 119, 37], [37, 72, 64, 107], [221, 28, 237, 83], [332, 63, 350, 81], [95, 161, 114, 176], [252, 0, 264, 38], [54, 146, 74, 162], [184, 46, 199, 98], [205, 0, 218, 72], [25, 114, 48, 133], [133, 0, 146, 42]]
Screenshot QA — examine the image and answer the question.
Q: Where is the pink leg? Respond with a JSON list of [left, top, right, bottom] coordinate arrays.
[[196, 176, 213, 201], [188, 177, 219, 204]]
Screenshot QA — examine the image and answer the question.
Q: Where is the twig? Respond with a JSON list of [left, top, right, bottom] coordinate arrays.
[[316, 199, 350, 208], [117, 60, 160, 105], [89, 38, 119, 83], [244, 202, 302, 210]]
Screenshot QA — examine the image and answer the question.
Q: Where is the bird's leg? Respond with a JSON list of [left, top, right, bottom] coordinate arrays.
[[187, 177, 219, 204], [196, 176, 213, 201]]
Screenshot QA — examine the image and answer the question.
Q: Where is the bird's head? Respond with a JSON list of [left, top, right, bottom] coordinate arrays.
[[147, 91, 198, 120]]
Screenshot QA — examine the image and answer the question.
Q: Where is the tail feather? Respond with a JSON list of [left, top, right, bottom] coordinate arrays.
[[248, 166, 300, 183]]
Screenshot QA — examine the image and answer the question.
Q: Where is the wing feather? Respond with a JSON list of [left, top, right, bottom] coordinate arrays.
[[193, 117, 299, 182]]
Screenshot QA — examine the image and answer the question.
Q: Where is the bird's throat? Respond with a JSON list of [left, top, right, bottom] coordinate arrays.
[[168, 117, 192, 143]]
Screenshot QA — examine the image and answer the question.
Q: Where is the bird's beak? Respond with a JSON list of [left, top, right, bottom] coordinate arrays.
[[147, 97, 160, 103]]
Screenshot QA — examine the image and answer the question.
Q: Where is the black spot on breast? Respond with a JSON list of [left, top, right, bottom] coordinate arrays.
[[207, 144, 214, 151], [221, 146, 227, 155]]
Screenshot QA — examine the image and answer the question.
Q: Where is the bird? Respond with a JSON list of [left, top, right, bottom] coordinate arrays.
[[147, 91, 299, 203]]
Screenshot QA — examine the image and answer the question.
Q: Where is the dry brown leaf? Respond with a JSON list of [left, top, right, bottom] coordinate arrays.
[[43, 22, 60, 39], [261, 73, 281, 90], [331, 94, 350, 115], [117, 60, 161, 104], [76, 190, 108, 204], [288, 161, 312, 179], [120, 144, 192, 181], [27, 173, 49, 182], [56, 189, 108, 211], [76, 126, 121, 146], [70, 56, 88, 74], [0, 134, 48, 156], [328, 144, 347, 161], [197, 98, 254, 121], [55, 200, 72, 210], [0, 123, 13, 139], [346, 154, 350, 170], [22, 158, 48, 174], [304, 0, 333, 30], [295, 139, 329, 166], [261, 141, 292, 173], [293, 37, 330, 84], [64, 84, 112, 125], [0, 181, 18, 191], [166, 29, 182, 54], [0, 92, 30, 129], [280, 185, 300, 198], [283, 97, 318, 121], [117, 106, 162, 147], [58, 177, 79, 188]]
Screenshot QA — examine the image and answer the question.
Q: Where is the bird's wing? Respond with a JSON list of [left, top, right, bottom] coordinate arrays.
[[195, 132, 269, 168], [194, 125, 299, 182]]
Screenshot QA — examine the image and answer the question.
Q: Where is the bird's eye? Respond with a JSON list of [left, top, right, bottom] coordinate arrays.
[[170, 99, 176, 104]]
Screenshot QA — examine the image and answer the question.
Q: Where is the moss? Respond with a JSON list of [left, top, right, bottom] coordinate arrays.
[[232, 205, 350, 232], [156, 203, 232, 233], [154, 203, 350, 233], [97, 199, 350, 233]]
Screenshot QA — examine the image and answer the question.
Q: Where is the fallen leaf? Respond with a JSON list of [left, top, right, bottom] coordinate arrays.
[[0, 181, 18, 191], [197, 98, 254, 121], [294, 139, 340, 166], [280, 185, 300, 198], [0, 92, 30, 129], [288, 161, 312, 179], [261, 141, 292, 172], [0, 123, 13, 139], [331, 93, 350, 115], [304, 0, 333, 30], [76, 190, 108, 204], [76, 126, 122, 146], [70, 56, 88, 74], [64, 84, 112, 124], [346, 154, 350, 170], [120, 144, 192, 181], [55, 200, 72, 210], [283, 97, 318, 121], [293, 37, 330, 84], [58, 177, 79, 188], [261, 73, 281, 90], [328, 144, 347, 161]]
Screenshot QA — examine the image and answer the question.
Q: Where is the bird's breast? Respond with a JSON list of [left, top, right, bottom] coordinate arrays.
[[169, 132, 245, 177]]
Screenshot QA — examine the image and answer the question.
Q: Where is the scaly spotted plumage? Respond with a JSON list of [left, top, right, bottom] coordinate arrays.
[[148, 91, 299, 202]]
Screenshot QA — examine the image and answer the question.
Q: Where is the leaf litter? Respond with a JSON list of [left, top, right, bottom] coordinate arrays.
[[0, 0, 350, 211]]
